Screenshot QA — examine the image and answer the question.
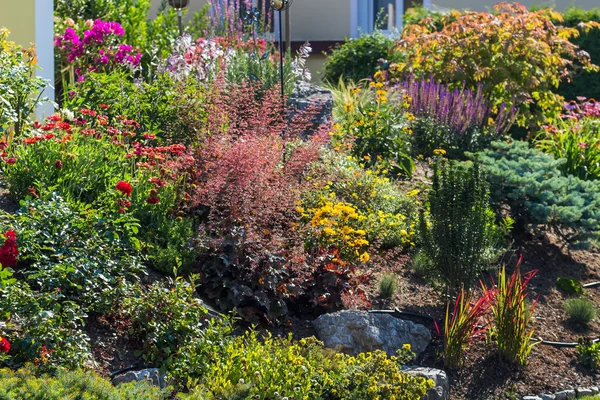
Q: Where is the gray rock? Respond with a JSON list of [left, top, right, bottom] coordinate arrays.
[[111, 368, 167, 389], [577, 388, 594, 397], [313, 310, 431, 357], [287, 81, 333, 137], [522, 397, 542, 400], [555, 390, 576, 400], [403, 366, 449, 400], [540, 394, 556, 400]]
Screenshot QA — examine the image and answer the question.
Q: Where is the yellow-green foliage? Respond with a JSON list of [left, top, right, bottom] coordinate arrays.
[[302, 151, 419, 251], [0, 367, 165, 399], [183, 334, 433, 400]]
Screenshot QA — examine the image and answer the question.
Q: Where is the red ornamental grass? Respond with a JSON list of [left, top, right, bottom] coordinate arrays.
[[115, 180, 132, 197], [0, 337, 9, 354], [439, 286, 495, 369], [483, 256, 538, 367]]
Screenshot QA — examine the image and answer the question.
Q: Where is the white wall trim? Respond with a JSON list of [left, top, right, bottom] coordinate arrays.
[[35, 0, 54, 119]]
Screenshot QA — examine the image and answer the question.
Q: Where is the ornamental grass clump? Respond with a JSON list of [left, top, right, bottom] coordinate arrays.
[[483, 260, 538, 367], [565, 298, 597, 325], [439, 287, 495, 369], [379, 273, 397, 298]]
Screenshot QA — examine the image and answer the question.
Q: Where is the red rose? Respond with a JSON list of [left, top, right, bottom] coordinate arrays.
[[115, 181, 132, 197], [55, 160, 63, 169], [0, 337, 10, 354], [146, 197, 160, 204], [4, 157, 16, 165]]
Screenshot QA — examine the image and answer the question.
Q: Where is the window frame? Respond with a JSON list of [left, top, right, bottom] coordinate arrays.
[[351, 0, 429, 38]]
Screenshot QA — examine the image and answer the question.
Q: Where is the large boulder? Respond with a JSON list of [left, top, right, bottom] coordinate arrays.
[[312, 310, 432, 357], [404, 366, 449, 400], [287, 81, 333, 136]]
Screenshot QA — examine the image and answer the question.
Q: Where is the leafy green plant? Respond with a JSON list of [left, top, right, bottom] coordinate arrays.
[[0, 366, 165, 399], [0, 29, 48, 138], [394, 3, 600, 129], [0, 282, 92, 370], [333, 83, 414, 177], [554, 6, 600, 102], [565, 298, 597, 325], [122, 275, 209, 367], [418, 159, 505, 293], [476, 140, 600, 248], [323, 32, 402, 84], [379, 273, 397, 299], [181, 334, 433, 399], [577, 338, 600, 370], [483, 261, 538, 367], [0, 193, 143, 310], [439, 287, 494, 369], [535, 101, 600, 181], [556, 277, 585, 296]]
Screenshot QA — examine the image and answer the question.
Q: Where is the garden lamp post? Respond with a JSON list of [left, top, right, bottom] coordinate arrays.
[[271, 0, 293, 106], [169, 0, 189, 36]]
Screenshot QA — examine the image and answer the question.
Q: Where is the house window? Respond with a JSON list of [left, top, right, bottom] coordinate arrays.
[[351, 0, 424, 38]]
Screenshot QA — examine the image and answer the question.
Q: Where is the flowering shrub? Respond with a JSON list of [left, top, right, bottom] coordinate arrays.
[[0, 230, 17, 268], [333, 82, 414, 177], [536, 97, 600, 180], [54, 19, 142, 84], [394, 3, 600, 128]]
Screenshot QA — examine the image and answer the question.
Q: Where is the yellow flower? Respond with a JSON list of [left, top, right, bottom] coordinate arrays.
[[359, 252, 370, 263], [363, 155, 371, 161], [433, 148, 447, 156], [351, 88, 362, 94], [407, 189, 420, 197], [402, 344, 411, 351]]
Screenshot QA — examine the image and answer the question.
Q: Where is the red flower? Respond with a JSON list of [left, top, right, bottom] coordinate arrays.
[[115, 181, 132, 197], [4, 157, 16, 165], [0, 337, 9, 354], [0, 230, 18, 267], [54, 160, 63, 169], [43, 133, 55, 140], [143, 132, 156, 140], [24, 138, 37, 145], [99, 104, 110, 109], [48, 114, 62, 122], [41, 124, 55, 131], [146, 196, 160, 204]]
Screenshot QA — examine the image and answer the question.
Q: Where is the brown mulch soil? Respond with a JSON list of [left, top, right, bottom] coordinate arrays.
[[363, 232, 600, 400]]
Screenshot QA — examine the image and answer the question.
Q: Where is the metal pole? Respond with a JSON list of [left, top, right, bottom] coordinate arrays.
[[177, 9, 183, 36], [279, 10, 285, 107]]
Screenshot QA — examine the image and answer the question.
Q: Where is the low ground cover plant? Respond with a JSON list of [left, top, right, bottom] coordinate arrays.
[[565, 298, 597, 325]]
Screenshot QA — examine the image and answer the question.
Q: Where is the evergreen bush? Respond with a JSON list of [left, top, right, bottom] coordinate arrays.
[[475, 140, 600, 248], [418, 159, 503, 293]]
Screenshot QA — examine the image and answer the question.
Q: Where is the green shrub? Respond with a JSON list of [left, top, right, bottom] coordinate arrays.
[[565, 298, 597, 325], [122, 275, 210, 367], [577, 338, 600, 370], [475, 140, 600, 248], [379, 273, 397, 298], [0, 366, 165, 399], [181, 334, 433, 400], [0, 194, 143, 310], [556, 277, 585, 296], [409, 250, 432, 279], [323, 33, 401, 84], [555, 7, 600, 103], [0, 282, 92, 370], [332, 83, 414, 177], [418, 159, 505, 293]]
